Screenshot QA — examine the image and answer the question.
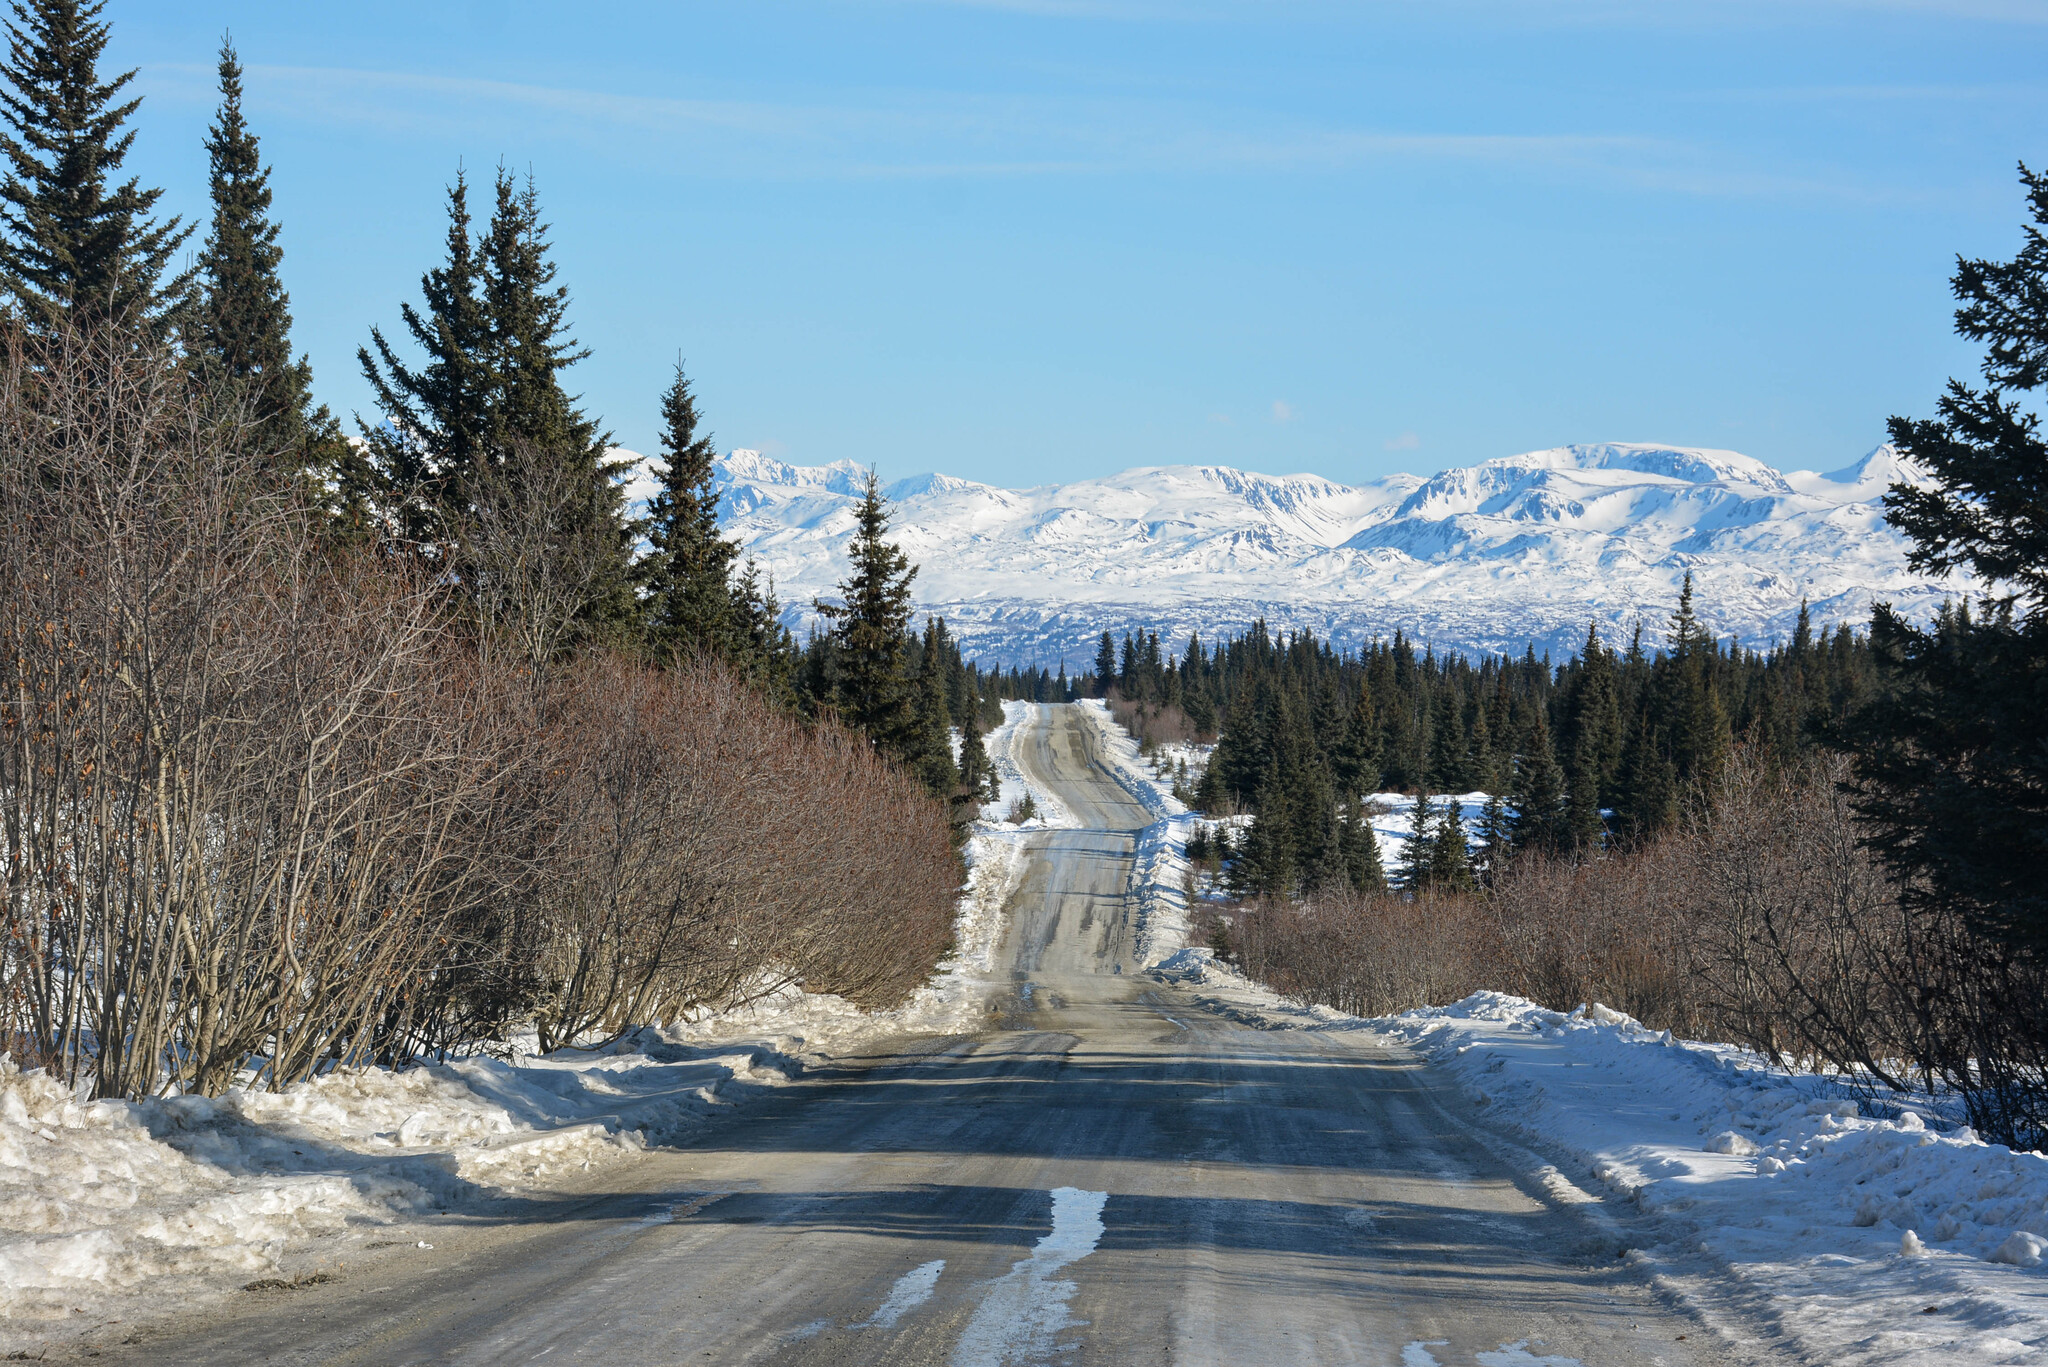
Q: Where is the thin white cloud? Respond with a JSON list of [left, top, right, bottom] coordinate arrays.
[[1271, 400, 1294, 423], [1384, 430, 1421, 451], [117, 59, 1944, 204]]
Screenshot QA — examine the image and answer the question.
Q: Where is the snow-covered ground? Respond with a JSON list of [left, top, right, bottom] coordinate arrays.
[[0, 710, 1077, 1343], [1153, 950, 2048, 1366], [1361, 790, 1491, 871]]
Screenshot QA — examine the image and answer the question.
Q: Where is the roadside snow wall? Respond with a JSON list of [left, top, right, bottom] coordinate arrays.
[[1151, 951, 2048, 1367]]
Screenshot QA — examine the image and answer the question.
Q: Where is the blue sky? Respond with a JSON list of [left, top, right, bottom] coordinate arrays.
[[106, 0, 2048, 487]]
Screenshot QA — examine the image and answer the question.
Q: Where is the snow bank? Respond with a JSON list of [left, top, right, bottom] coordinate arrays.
[[1072, 700, 1200, 967], [0, 1037, 797, 1326], [1150, 955, 2048, 1366]]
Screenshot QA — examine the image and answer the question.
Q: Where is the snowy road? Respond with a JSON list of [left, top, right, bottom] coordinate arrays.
[[103, 705, 1746, 1367]]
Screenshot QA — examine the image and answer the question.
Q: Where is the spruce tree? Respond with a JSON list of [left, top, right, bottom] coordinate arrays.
[[905, 618, 961, 798], [644, 359, 738, 656], [1846, 164, 2048, 961], [1094, 631, 1116, 697], [1427, 800, 1477, 891], [355, 170, 493, 537], [1509, 710, 1568, 852], [1662, 573, 1733, 787], [360, 167, 631, 644], [1397, 793, 1438, 890], [728, 555, 795, 696], [1564, 724, 1606, 849], [1614, 706, 1679, 840], [0, 0, 188, 330], [1341, 799, 1387, 895], [1476, 791, 1514, 884], [1235, 760, 1298, 898], [957, 689, 997, 803], [1426, 687, 1468, 791], [195, 38, 341, 482], [815, 469, 917, 749], [1323, 685, 1368, 799]]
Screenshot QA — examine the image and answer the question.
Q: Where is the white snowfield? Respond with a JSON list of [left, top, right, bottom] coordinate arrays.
[[1155, 953, 2048, 1367], [0, 709, 1079, 1335], [672, 441, 1964, 665]]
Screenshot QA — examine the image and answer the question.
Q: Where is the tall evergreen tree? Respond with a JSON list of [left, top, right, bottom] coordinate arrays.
[[1475, 790, 1514, 885], [1664, 574, 1732, 788], [815, 470, 917, 749], [727, 555, 795, 696], [1613, 705, 1679, 841], [1426, 800, 1477, 891], [355, 170, 491, 537], [643, 360, 738, 656], [359, 168, 630, 647], [1397, 793, 1438, 890], [194, 38, 340, 482], [0, 0, 188, 330], [1331, 682, 1380, 798], [904, 618, 960, 798], [1235, 760, 1299, 899], [1509, 709, 1568, 852], [1850, 163, 2048, 960], [956, 681, 998, 804], [1340, 799, 1387, 895], [1094, 631, 1116, 697]]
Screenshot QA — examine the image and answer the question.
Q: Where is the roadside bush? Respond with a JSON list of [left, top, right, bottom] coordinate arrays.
[[0, 325, 962, 1099]]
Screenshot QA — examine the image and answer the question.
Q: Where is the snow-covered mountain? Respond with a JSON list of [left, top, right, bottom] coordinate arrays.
[[628, 442, 1962, 666]]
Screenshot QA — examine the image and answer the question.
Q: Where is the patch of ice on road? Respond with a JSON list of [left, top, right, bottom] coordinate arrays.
[[1402, 1342, 1448, 1367], [950, 1186, 1108, 1367], [1475, 1341, 1582, 1367], [859, 1258, 947, 1330]]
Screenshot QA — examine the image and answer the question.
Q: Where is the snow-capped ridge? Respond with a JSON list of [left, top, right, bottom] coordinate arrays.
[[709, 441, 1963, 666]]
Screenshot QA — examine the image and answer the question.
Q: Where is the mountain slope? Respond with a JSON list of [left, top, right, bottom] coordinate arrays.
[[635, 442, 1963, 665]]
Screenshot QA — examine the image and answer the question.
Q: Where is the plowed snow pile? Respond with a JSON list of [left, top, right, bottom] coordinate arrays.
[[1157, 951, 2048, 1365], [0, 1035, 796, 1323]]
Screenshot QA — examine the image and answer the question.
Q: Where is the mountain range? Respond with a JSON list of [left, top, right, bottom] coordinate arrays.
[[620, 442, 1965, 667]]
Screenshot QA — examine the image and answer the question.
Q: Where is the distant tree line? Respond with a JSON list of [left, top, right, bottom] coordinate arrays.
[[1083, 586, 1874, 901]]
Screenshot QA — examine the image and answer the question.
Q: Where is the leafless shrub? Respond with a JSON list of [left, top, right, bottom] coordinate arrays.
[[1220, 745, 1936, 1091], [1106, 696, 1201, 749], [461, 438, 624, 674], [1675, 749, 1915, 1077], [0, 324, 517, 1097], [0, 323, 962, 1097], [1225, 888, 1502, 1019], [509, 656, 961, 1050], [1486, 844, 1699, 1034]]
